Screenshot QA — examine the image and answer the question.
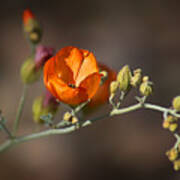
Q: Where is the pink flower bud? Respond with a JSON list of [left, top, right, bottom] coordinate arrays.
[[35, 45, 54, 70], [43, 89, 59, 108]]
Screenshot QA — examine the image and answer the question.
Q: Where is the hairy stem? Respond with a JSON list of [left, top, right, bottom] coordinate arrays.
[[111, 102, 180, 118], [0, 113, 109, 153], [1, 102, 179, 153]]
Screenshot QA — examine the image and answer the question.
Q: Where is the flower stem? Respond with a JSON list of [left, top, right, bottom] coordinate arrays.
[[1, 102, 179, 153], [0, 113, 109, 153], [12, 84, 28, 135], [0, 122, 14, 139], [110, 102, 180, 118]]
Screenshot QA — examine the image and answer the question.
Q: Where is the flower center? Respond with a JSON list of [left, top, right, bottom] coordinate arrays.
[[68, 84, 76, 88]]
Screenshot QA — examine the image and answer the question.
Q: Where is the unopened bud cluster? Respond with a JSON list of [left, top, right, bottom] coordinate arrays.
[[63, 112, 78, 124], [166, 147, 180, 171], [139, 76, 153, 97], [109, 65, 153, 100], [21, 45, 54, 84], [23, 9, 42, 44], [162, 115, 178, 132], [21, 10, 54, 84], [162, 96, 180, 132]]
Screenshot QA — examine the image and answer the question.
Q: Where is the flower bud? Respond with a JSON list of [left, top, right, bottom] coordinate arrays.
[[63, 112, 78, 124], [110, 81, 119, 95], [172, 96, 180, 111], [142, 76, 149, 82], [117, 65, 132, 91], [20, 56, 41, 84], [169, 123, 178, 132], [63, 112, 72, 121], [130, 68, 142, 87], [139, 81, 153, 97], [162, 120, 170, 129], [32, 90, 59, 124], [23, 9, 35, 25], [35, 45, 54, 70], [23, 9, 42, 44], [100, 70, 108, 85], [166, 148, 178, 161], [165, 115, 177, 123], [174, 159, 180, 171], [71, 117, 78, 124]]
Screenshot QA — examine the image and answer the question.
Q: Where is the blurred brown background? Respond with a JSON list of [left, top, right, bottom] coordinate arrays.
[[0, 0, 180, 179]]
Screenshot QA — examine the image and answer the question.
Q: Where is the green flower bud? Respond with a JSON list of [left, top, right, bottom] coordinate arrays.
[[172, 96, 180, 111], [142, 76, 149, 82], [20, 56, 41, 84], [24, 19, 38, 33], [32, 92, 59, 124], [32, 96, 44, 123], [110, 81, 119, 94], [166, 148, 178, 161], [24, 19, 42, 45], [130, 68, 142, 87], [139, 81, 153, 96], [117, 65, 132, 91], [29, 32, 41, 44], [169, 123, 178, 132], [174, 159, 180, 171], [165, 115, 177, 123]]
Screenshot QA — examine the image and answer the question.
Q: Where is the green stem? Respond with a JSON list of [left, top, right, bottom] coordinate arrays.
[[174, 134, 180, 149], [0, 122, 13, 139], [13, 84, 28, 135], [110, 103, 180, 118], [0, 113, 109, 153], [1, 102, 179, 153]]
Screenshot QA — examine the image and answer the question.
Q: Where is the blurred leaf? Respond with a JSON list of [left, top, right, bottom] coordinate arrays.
[[40, 113, 53, 126]]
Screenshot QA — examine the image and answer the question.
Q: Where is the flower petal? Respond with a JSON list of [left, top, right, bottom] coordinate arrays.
[[76, 50, 99, 86], [89, 63, 117, 107], [54, 54, 75, 85], [44, 56, 55, 84], [57, 46, 83, 80], [79, 72, 101, 99], [47, 76, 88, 105]]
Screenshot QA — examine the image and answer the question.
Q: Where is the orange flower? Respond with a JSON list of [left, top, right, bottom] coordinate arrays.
[[23, 9, 35, 25], [44, 46, 101, 105], [88, 64, 117, 107]]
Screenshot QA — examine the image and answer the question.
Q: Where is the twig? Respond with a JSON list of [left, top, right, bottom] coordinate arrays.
[[12, 84, 28, 135]]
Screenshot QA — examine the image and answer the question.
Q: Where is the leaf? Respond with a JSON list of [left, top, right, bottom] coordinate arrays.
[[40, 113, 53, 126]]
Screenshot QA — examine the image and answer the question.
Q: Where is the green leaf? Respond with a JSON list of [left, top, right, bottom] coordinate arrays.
[[40, 113, 53, 126]]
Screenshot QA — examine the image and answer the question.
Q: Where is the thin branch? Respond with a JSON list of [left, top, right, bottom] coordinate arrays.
[[13, 84, 28, 135], [111, 102, 180, 118], [0, 113, 109, 153], [1, 102, 180, 153], [0, 122, 14, 139]]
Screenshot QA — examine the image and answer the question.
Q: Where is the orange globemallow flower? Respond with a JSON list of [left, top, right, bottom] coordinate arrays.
[[88, 63, 117, 107], [23, 9, 35, 25], [44, 46, 101, 105]]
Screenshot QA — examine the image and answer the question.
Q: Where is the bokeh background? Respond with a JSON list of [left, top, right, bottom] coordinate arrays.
[[1, 0, 180, 179]]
